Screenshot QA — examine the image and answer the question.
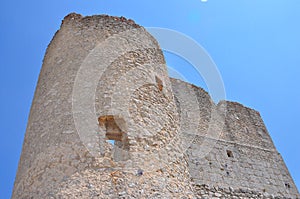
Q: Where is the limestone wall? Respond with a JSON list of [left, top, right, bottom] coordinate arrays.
[[171, 78, 299, 198], [12, 13, 299, 199], [12, 13, 194, 199]]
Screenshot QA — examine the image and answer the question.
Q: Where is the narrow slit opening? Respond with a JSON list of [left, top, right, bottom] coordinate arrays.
[[226, 150, 234, 158], [155, 76, 163, 91]]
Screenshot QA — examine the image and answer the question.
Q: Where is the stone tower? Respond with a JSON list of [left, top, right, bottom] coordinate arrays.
[[12, 13, 299, 198], [12, 13, 194, 198]]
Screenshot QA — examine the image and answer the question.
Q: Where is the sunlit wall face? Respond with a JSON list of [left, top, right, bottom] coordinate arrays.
[[1, 1, 300, 198]]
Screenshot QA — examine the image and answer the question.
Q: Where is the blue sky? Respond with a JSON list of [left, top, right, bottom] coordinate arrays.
[[1, 0, 299, 198]]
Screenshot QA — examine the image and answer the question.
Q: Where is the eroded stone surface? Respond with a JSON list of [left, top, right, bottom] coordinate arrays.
[[12, 13, 299, 199]]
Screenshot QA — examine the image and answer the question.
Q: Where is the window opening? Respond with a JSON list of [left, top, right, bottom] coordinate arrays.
[[98, 115, 129, 161], [226, 150, 234, 158]]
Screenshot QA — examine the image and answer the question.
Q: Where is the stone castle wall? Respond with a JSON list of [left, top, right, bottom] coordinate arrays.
[[12, 13, 194, 198], [12, 13, 299, 199], [171, 79, 299, 198]]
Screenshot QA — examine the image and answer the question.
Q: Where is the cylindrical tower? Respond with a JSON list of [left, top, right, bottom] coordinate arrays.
[[12, 13, 194, 198]]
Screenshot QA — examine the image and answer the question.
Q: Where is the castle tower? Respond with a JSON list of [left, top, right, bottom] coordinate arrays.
[[12, 13, 194, 198], [13, 13, 299, 199]]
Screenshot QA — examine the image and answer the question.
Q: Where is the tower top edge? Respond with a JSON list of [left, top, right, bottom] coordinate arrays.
[[62, 12, 141, 29]]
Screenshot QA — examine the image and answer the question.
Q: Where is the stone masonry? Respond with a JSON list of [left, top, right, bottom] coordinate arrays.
[[12, 13, 299, 199], [172, 79, 299, 198]]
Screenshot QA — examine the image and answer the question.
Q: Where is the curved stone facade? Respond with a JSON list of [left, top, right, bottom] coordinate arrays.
[[12, 13, 194, 198], [12, 13, 299, 199]]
